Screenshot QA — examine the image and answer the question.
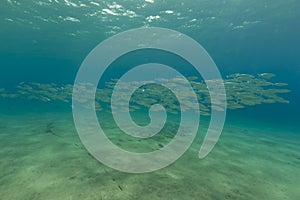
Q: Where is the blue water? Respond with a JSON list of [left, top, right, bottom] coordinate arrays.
[[0, 0, 299, 199]]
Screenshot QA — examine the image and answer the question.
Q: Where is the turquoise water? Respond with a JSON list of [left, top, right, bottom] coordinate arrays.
[[1, 0, 300, 199]]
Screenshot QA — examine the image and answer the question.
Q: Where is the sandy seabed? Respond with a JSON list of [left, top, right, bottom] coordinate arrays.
[[0, 108, 299, 200]]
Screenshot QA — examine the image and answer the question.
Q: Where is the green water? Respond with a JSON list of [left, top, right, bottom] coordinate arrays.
[[1, 0, 300, 199]]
